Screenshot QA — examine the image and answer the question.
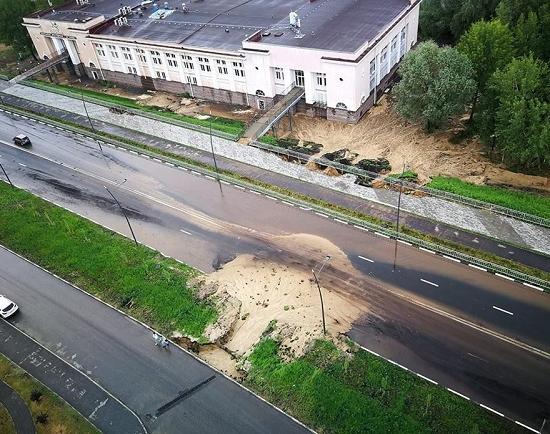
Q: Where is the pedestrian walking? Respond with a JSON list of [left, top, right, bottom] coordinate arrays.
[[161, 338, 170, 349]]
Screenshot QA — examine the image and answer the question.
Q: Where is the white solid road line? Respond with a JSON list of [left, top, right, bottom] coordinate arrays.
[[492, 305, 514, 316], [179, 228, 192, 236], [420, 278, 439, 287], [358, 255, 374, 263]]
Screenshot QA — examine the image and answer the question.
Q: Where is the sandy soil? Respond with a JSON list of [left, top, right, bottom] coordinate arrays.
[[274, 96, 549, 192], [194, 234, 366, 374]]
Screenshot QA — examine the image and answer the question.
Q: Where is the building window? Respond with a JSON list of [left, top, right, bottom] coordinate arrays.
[[216, 59, 228, 75], [198, 57, 211, 72], [233, 61, 245, 78], [380, 45, 389, 77], [186, 75, 197, 85], [336, 102, 347, 109], [93, 43, 105, 57], [107, 45, 119, 59], [256, 90, 265, 96], [294, 70, 305, 87], [400, 25, 408, 58], [165, 53, 178, 68], [127, 66, 137, 74], [121, 46, 133, 61], [390, 35, 398, 67], [369, 58, 376, 94], [182, 55, 194, 70], [156, 71, 166, 79], [274, 67, 284, 83], [315, 72, 326, 88], [150, 50, 162, 65]]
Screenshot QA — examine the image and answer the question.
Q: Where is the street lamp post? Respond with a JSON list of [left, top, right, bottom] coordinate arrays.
[[0, 162, 14, 187], [78, 80, 103, 153], [312, 255, 331, 336], [392, 163, 406, 272], [104, 185, 138, 246], [209, 108, 223, 194]]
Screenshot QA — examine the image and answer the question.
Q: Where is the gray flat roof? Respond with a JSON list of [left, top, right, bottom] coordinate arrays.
[[32, 0, 137, 23], [33, 0, 410, 53]]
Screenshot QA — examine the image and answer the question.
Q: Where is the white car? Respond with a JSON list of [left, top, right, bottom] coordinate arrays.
[[0, 295, 18, 318]]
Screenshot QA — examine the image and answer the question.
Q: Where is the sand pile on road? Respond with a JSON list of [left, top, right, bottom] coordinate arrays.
[[196, 234, 365, 372], [275, 96, 549, 191]]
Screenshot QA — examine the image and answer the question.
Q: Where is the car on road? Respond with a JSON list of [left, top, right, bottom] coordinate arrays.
[[13, 134, 31, 147], [0, 295, 18, 318]]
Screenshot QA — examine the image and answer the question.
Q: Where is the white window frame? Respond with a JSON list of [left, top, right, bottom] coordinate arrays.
[[233, 61, 245, 78], [274, 67, 284, 83], [315, 72, 326, 88], [294, 70, 305, 87]]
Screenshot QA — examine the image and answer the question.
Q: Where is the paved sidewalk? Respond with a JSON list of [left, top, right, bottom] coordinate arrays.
[[2, 81, 549, 257], [0, 320, 145, 434], [0, 380, 35, 434]]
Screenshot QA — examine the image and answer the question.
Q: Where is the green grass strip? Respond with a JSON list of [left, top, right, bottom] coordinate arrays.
[[0, 183, 216, 338], [428, 176, 550, 220], [27, 80, 245, 137], [246, 339, 522, 434], [0, 355, 98, 434]]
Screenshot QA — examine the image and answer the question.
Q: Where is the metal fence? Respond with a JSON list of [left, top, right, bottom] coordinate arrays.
[[250, 140, 550, 229], [1, 103, 548, 291], [21, 80, 241, 141]]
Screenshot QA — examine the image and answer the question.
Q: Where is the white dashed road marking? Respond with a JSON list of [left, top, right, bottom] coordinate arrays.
[[358, 255, 374, 263], [492, 306, 514, 316], [420, 278, 439, 287], [179, 228, 192, 236]]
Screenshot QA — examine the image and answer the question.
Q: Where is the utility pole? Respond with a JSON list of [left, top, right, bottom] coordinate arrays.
[[312, 255, 331, 336], [104, 185, 138, 246], [209, 108, 223, 194], [78, 79, 103, 153], [0, 162, 14, 187], [392, 162, 406, 272]]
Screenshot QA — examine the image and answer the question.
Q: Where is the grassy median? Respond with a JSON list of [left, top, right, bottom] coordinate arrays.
[[428, 176, 550, 220], [0, 355, 98, 434], [28, 80, 245, 137], [247, 339, 522, 434], [0, 182, 216, 338]]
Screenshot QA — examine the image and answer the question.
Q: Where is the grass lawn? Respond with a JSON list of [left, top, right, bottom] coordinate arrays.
[[428, 176, 550, 220], [0, 355, 98, 434], [28, 80, 245, 137], [246, 339, 522, 434], [0, 182, 216, 338]]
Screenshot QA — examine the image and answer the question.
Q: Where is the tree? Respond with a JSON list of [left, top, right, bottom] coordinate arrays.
[[393, 41, 476, 131], [457, 20, 515, 120], [419, 0, 500, 43], [0, 0, 35, 53], [513, 4, 550, 61], [486, 57, 550, 169]]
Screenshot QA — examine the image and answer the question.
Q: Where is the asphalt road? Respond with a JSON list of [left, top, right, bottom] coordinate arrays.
[[0, 247, 309, 434], [0, 112, 549, 428], [2, 90, 549, 273]]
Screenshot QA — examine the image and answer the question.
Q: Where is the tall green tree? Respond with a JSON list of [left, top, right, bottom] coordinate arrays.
[[513, 4, 550, 61], [393, 41, 476, 131], [486, 57, 550, 169], [419, 0, 500, 43], [457, 19, 515, 120], [0, 0, 35, 53]]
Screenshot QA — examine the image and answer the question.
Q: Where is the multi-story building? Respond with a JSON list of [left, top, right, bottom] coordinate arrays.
[[23, 0, 420, 123]]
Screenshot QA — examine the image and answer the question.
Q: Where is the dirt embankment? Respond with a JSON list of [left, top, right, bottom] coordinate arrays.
[[274, 97, 549, 192], [189, 234, 366, 376]]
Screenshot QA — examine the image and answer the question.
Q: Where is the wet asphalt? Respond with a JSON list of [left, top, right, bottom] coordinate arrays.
[[0, 111, 549, 429]]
